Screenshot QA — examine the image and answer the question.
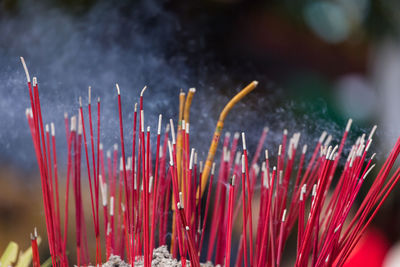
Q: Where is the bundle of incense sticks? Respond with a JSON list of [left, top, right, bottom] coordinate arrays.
[[20, 57, 400, 267]]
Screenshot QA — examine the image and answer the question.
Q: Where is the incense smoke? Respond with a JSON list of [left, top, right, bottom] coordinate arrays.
[[0, 0, 358, 170]]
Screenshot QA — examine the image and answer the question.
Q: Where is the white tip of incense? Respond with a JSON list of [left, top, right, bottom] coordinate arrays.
[[273, 166, 276, 171], [312, 184, 317, 196], [330, 145, 338, 160], [133, 103, 138, 113], [116, 84, 120, 95], [253, 80, 259, 86], [194, 151, 198, 165], [345, 118, 353, 132], [25, 108, 29, 118], [231, 175, 236, 186], [189, 87, 196, 93], [302, 145, 307, 154], [70, 116, 77, 132], [182, 120, 186, 130], [363, 164, 376, 180], [98, 97, 100, 103], [189, 148, 195, 170], [211, 162, 216, 175], [32, 77, 37, 87], [114, 143, 118, 151], [119, 157, 123, 171], [51, 123, 55, 136], [186, 123, 189, 134], [121, 203, 125, 212], [100, 177, 108, 206], [283, 129, 288, 135], [264, 126, 269, 132], [231, 133, 239, 141], [168, 140, 174, 166], [279, 170, 283, 185], [325, 146, 332, 160], [278, 144, 282, 156], [106, 150, 111, 158], [225, 132, 231, 138], [265, 149, 269, 160], [169, 119, 176, 144], [179, 192, 183, 208], [235, 152, 241, 165], [45, 124, 49, 133], [241, 132, 247, 150], [319, 131, 327, 143], [185, 226, 190, 231], [149, 176, 154, 193], [20, 57, 31, 82], [141, 110, 145, 132], [241, 155, 245, 173], [88, 86, 91, 104], [64, 112, 68, 119], [99, 143, 103, 150], [158, 114, 162, 135], [368, 125, 377, 140], [199, 160, 203, 172], [79, 96, 82, 107], [253, 164, 260, 177], [110, 197, 114, 216], [140, 85, 147, 96], [371, 153, 376, 160], [34, 227, 38, 238], [282, 209, 287, 222], [147, 126, 150, 132], [224, 148, 230, 162]]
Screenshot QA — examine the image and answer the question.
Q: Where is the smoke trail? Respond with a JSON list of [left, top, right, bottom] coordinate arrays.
[[0, 0, 357, 170]]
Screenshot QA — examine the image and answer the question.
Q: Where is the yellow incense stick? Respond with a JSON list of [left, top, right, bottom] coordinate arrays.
[[200, 81, 258, 195]]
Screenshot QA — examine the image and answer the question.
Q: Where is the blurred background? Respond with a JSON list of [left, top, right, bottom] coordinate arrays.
[[1, 0, 400, 266]]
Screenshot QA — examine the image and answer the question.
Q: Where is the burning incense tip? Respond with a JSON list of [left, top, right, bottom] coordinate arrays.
[[186, 123, 190, 134], [134, 103, 138, 112], [70, 116, 77, 132], [140, 85, 147, 96], [32, 77, 37, 87], [116, 84, 121, 95], [211, 162, 216, 175], [79, 96, 82, 107], [88, 86, 92, 104], [168, 140, 173, 166], [241, 155, 245, 173], [45, 124, 49, 133], [363, 164, 376, 180], [113, 143, 118, 151], [345, 118, 353, 132], [231, 175, 236, 186], [98, 97, 100, 103], [282, 209, 287, 222], [141, 110, 145, 132], [265, 149, 269, 159], [241, 132, 247, 150], [189, 148, 195, 170], [20, 57, 31, 82], [64, 112, 68, 119], [189, 88, 196, 93], [51, 123, 55, 136], [302, 145, 307, 154], [169, 119, 176, 144], [158, 114, 162, 135]]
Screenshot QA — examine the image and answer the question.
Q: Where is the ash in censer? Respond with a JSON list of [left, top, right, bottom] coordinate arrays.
[[14, 55, 400, 267]]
